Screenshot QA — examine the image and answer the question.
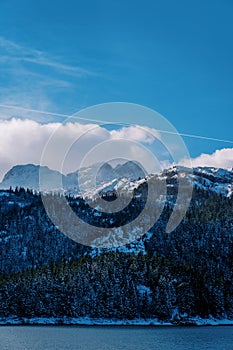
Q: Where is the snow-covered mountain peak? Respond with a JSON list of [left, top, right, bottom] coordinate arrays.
[[2, 164, 40, 182], [1, 162, 233, 199], [1, 164, 64, 191]]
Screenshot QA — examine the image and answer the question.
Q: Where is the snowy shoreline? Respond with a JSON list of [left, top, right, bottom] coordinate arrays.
[[0, 316, 233, 326]]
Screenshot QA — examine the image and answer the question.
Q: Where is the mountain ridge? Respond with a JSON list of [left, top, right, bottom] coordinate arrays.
[[0, 161, 146, 192], [1, 162, 233, 199]]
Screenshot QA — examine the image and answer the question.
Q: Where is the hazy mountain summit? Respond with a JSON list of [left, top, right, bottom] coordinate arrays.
[[0, 161, 146, 193]]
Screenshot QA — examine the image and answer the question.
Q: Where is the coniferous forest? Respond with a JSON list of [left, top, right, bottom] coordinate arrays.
[[0, 173, 233, 324]]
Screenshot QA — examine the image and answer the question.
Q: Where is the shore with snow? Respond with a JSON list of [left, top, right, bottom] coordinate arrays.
[[0, 316, 233, 326]]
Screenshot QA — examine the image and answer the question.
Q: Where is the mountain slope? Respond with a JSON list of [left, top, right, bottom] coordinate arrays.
[[0, 175, 232, 323]]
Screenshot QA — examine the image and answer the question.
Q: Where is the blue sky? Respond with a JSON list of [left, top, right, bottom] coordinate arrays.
[[0, 0, 233, 164]]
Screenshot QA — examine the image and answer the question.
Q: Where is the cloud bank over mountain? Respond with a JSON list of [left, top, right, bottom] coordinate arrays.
[[0, 118, 161, 180], [0, 118, 232, 181], [182, 148, 233, 170]]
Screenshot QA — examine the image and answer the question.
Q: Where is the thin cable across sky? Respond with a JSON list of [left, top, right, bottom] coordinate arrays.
[[0, 103, 233, 145]]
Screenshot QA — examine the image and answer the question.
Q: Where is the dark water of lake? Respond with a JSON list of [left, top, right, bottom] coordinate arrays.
[[0, 326, 232, 350]]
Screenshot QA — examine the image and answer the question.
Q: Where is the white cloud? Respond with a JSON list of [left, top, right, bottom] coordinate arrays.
[[23, 57, 92, 77], [110, 125, 160, 144], [181, 148, 233, 170], [0, 92, 61, 123], [0, 36, 92, 77], [0, 119, 162, 181], [0, 36, 94, 120]]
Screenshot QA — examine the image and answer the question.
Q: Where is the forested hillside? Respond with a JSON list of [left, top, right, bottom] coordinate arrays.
[[0, 167, 233, 324]]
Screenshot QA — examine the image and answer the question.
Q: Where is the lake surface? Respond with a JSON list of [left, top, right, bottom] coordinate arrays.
[[0, 326, 232, 350]]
